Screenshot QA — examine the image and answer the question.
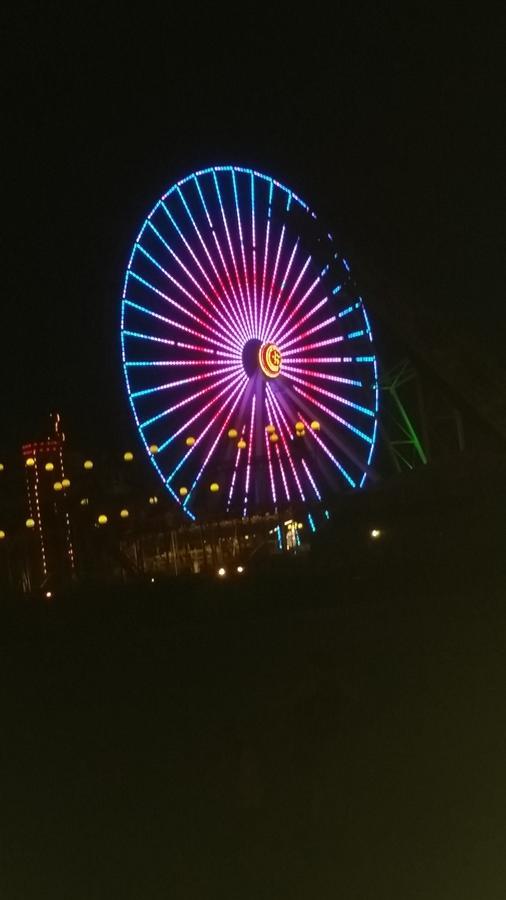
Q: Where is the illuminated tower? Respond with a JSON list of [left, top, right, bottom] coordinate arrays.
[[22, 413, 75, 588]]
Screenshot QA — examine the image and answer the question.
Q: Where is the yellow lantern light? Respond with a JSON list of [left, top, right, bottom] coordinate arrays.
[[61, 478, 70, 489], [295, 421, 304, 432], [120, 508, 129, 519], [185, 436, 196, 447], [26, 457, 35, 468], [0, 463, 5, 472], [53, 481, 63, 492], [123, 451, 134, 462], [310, 420, 320, 431], [80, 498, 89, 506], [296, 428, 306, 437], [45, 462, 54, 472], [25, 518, 35, 529], [227, 428, 238, 439], [269, 433, 279, 443], [237, 439, 246, 449], [97, 514, 108, 525], [149, 496, 158, 505], [149, 444, 159, 454], [210, 482, 219, 493], [179, 486, 188, 497], [83, 459, 94, 470], [266, 424, 275, 434], [0, 530, 5, 540]]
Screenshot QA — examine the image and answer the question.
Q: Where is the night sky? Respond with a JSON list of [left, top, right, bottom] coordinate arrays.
[[3, 7, 503, 452]]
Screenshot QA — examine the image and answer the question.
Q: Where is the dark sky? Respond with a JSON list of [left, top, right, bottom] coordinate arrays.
[[2, 6, 503, 452]]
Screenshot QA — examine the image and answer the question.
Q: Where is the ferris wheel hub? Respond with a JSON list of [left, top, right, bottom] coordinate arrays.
[[258, 342, 282, 379]]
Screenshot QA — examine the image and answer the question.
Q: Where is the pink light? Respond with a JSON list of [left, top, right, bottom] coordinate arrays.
[[182, 375, 249, 505], [227, 424, 246, 510], [264, 426, 277, 506], [135, 245, 245, 354], [265, 391, 290, 501], [243, 393, 256, 516], [267, 391, 306, 502], [274, 297, 328, 346], [261, 224, 285, 339], [278, 316, 335, 352], [140, 367, 244, 430], [231, 169, 255, 338], [190, 180, 252, 342], [301, 457, 322, 500], [282, 336, 345, 356], [281, 364, 361, 387], [266, 273, 321, 344], [157, 372, 247, 453], [167, 378, 247, 484], [213, 171, 252, 339], [266, 254, 312, 339], [146, 219, 247, 351], [262, 237, 299, 340]]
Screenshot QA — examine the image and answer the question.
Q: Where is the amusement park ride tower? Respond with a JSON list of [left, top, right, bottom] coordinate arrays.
[[22, 413, 75, 589]]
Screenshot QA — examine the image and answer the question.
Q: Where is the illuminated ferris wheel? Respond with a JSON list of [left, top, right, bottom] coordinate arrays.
[[120, 165, 379, 525]]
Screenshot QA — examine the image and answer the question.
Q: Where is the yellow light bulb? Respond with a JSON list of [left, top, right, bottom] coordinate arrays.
[[269, 433, 279, 443], [120, 509, 129, 519], [123, 451, 134, 462], [62, 478, 70, 488], [237, 439, 246, 449], [98, 514, 108, 525], [53, 481, 63, 492], [210, 482, 219, 493], [185, 436, 196, 447], [45, 462, 54, 472], [179, 486, 188, 497], [149, 444, 159, 454], [310, 420, 320, 431], [295, 421, 304, 432], [25, 518, 35, 529], [227, 428, 238, 439], [0, 463, 5, 472], [0, 530, 5, 540], [26, 457, 35, 467], [266, 424, 275, 434], [83, 460, 94, 470]]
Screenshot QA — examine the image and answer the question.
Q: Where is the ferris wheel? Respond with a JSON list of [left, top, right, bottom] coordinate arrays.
[[120, 165, 379, 525]]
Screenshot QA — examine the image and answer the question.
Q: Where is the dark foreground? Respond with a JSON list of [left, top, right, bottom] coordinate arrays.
[[1, 558, 506, 899]]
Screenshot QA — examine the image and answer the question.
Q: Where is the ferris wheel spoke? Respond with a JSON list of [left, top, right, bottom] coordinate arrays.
[[259, 178, 274, 343], [133, 244, 243, 354], [250, 172, 259, 335], [138, 367, 244, 430], [124, 283, 240, 356], [264, 391, 292, 502], [295, 410, 356, 488], [265, 387, 306, 502], [226, 424, 247, 511], [281, 370, 375, 418], [274, 296, 328, 347], [264, 426, 278, 508], [181, 376, 249, 510], [166, 378, 247, 486], [281, 364, 362, 388], [262, 236, 299, 341], [291, 384, 373, 445], [212, 171, 252, 338], [279, 315, 336, 352], [269, 273, 321, 344], [156, 372, 247, 454], [260, 220, 286, 340], [123, 330, 237, 360], [265, 254, 312, 340], [242, 393, 256, 517], [145, 218, 246, 352], [300, 457, 322, 500], [191, 177, 252, 342], [177, 181, 251, 344], [130, 365, 243, 399], [231, 169, 255, 336]]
